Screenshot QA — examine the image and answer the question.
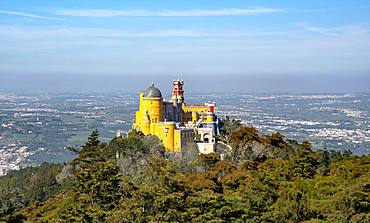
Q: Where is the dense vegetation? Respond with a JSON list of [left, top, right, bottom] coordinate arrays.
[[1, 120, 369, 222], [0, 163, 63, 220]]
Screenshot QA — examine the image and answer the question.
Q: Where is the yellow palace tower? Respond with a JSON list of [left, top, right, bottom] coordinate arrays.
[[133, 80, 219, 153]]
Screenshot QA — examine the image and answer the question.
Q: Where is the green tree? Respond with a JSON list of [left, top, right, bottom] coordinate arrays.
[[68, 130, 122, 221]]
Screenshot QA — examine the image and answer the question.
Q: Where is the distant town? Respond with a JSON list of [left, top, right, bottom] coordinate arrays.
[[1, 92, 369, 175]]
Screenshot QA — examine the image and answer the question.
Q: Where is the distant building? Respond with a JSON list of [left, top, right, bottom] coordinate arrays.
[[133, 80, 218, 153]]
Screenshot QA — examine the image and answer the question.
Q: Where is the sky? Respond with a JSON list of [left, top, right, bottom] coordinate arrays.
[[0, 0, 369, 93]]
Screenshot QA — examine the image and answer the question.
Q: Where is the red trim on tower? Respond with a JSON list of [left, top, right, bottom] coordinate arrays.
[[172, 80, 184, 98]]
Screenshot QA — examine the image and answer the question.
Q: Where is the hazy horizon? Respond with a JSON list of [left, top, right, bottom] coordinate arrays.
[[1, 0, 369, 94], [1, 73, 369, 94]]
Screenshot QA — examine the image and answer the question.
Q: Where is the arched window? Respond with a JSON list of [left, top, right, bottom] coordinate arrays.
[[203, 133, 210, 143]]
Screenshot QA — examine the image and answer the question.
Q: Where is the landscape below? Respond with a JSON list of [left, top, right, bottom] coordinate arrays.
[[0, 120, 369, 222], [0, 93, 369, 176]]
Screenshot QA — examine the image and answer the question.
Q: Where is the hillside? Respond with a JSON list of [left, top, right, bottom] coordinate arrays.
[[0, 120, 369, 223]]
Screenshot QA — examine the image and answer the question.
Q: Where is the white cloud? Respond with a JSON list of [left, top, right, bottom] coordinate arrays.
[[298, 23, 370, 36], [0, 24, 297, 41], [0, 23, 369, 76], [54, 7, 286, 17], [0, 10, 60, 20]]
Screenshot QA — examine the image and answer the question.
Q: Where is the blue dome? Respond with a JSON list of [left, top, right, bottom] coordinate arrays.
[[144, 83, 162, 98]]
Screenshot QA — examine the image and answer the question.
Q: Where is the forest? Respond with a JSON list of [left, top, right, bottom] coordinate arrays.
[[0, 120, 369, 223]]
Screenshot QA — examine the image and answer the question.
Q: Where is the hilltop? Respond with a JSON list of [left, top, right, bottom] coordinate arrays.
[[0, 120, 369, 222]]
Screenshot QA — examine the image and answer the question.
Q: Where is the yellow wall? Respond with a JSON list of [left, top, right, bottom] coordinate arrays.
[[142, 97, 163, 122], [191, 112, 199, 122], [134, 92, 178, 151], [155, 122, 175, 151], [134, 90, 214, 153], [205, 113, 214, 122], [174, 130, 181, 152], [134, 93, 164, 135], [183, 104, 210, 113], [141, 111, 151, 135]]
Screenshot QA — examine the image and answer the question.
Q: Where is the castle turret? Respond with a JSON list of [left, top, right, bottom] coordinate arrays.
[[171, 80, 184, 123], [134, 83, 163, 135], [144, 84, 164, 134], [141, 111, 151, 135], [172, 79, 184, 102]]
